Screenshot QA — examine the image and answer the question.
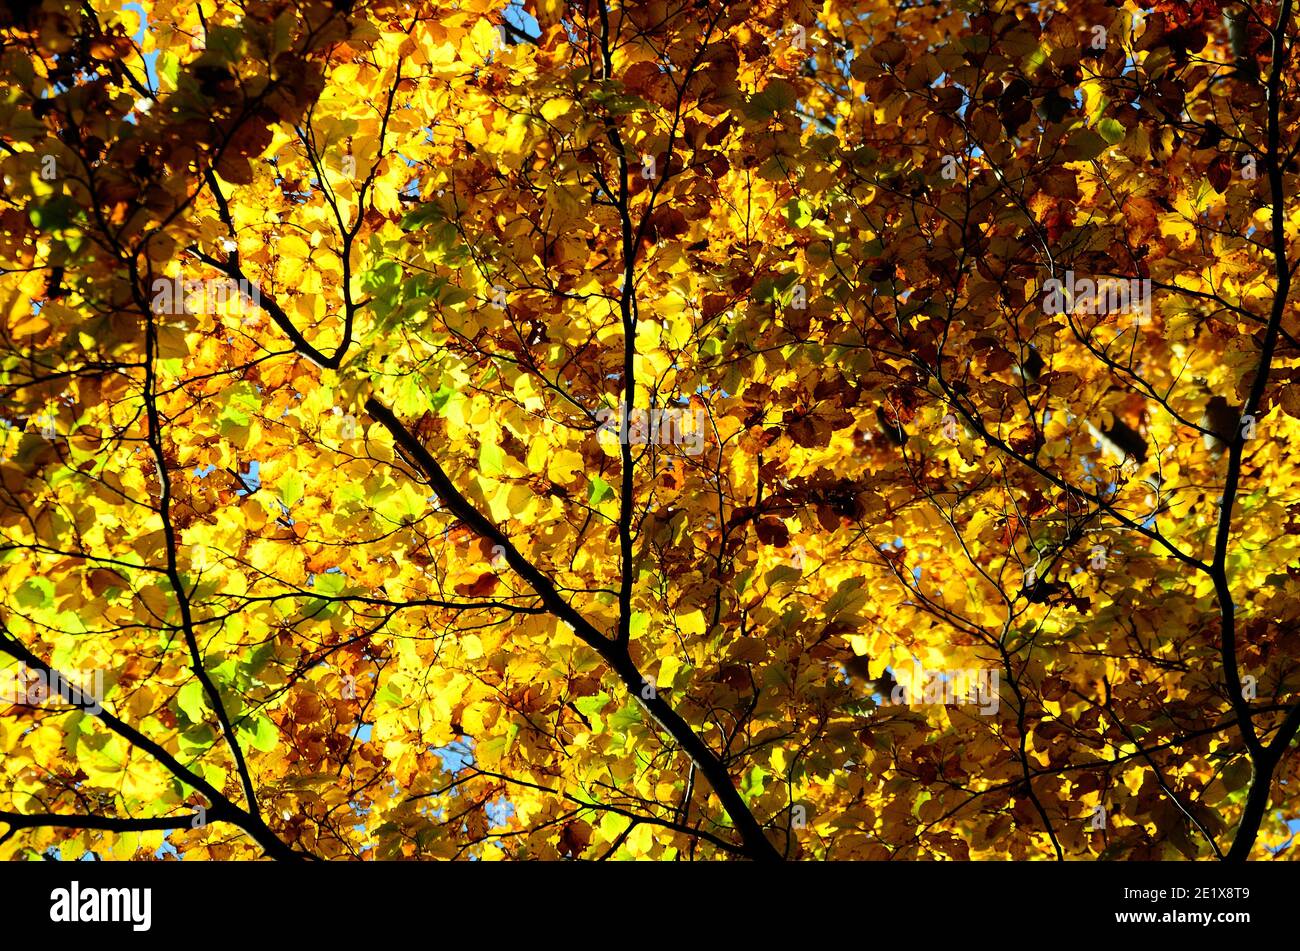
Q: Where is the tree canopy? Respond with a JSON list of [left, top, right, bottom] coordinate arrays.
[[1, 0, 1299, 861]]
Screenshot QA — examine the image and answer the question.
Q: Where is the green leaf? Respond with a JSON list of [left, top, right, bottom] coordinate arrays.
[[439, 286, 473, 308], [401, 202, 444, 231], [744, 80, 797, 118], [476, 733, 508, 765], [177, 680, 206, 724], [428, 382, 456, 412], [374, 480, 428, 522], [29, 196, 79, 231], [1064, 128, 1108, 162], [785, 198, 813, 229], [752, 272, 799, 304], [575, 692, 610, 719], [590, 88, 650, 115], [204, 24, 245, 60], [479, 440, 504, 476], [277, 469, 305, 508], [216, 382, 260, 437], [312, 571, 346, 597], [1097, 118, 1125, 145], [588, 475, 612, 506], [1221, 757, 1251, 793], [609, 703, 641, 731], [764, 564, 802, 588], [242, 715, 279, 752], [240, 642, 276, 679], [199, 762, 228, 790], [360, 260, 402, 295], [158, 51, 180, 89], [16, 577, 54, 609]]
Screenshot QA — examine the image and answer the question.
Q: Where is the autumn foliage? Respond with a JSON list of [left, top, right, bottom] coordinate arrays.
[[1, 0, 1299, 861]]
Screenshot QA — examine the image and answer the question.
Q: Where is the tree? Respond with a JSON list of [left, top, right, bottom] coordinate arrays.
[[0, 0, 1297, 862]]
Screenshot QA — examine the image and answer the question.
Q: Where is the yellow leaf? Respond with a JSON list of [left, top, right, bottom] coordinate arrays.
[[547, 449, 585, 484], [678, 610, 706, 636]]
